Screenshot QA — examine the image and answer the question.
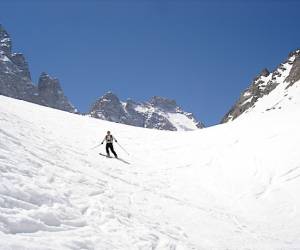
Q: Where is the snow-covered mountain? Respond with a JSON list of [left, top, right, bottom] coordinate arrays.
[[222, 49, 300, 123], [1, 68, 300, 249], [0, 24, 77, 113], [90, 92, 204, 131]]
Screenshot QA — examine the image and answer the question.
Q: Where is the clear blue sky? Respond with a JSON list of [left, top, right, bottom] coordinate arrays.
[[1, 0, 299, 125]]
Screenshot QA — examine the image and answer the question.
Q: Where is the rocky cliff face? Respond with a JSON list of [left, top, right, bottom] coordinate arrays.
[[90, 92, 204, 131], [37, 72, 77, 112], [222, 49, 300, 123], [0, 24, 76, 113], [285, 50, 300, 88]]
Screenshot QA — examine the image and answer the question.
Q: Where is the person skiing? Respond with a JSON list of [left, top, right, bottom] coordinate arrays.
[[101, 131, 118, 158]]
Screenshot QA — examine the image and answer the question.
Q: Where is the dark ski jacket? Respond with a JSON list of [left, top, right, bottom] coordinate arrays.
[[102, 134, 117, 144]]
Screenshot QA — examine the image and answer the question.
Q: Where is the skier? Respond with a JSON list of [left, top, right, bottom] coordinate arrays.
[[101, 131, 118, 158]]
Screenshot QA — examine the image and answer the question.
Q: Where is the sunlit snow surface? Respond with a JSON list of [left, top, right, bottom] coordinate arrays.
[[0, 81, 300, 249]]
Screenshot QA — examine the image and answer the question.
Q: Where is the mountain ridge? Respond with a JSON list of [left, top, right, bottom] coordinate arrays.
[[221, 49, 300, 123], [0, 24, 77, 113], [1, 23, 300, 131], [89, 92, 204, 131]]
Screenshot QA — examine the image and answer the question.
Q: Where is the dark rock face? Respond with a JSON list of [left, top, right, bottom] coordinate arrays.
[[37, 73, 77, 112], [9, 53, 31, 80], [221, 49, 300, 123], [90, 92, 204, 131], [149, 96, 178, 112], [0, 25, 34, 100], [90, 92, 126, 123], [0, 24, 76, 113], [144, 112, 176, 131], [0, 25, 12, 55], [285, 50, 300, 88], [123, 99, 145, 127]]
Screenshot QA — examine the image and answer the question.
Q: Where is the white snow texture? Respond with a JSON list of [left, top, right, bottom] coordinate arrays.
[[0, 78, 300, 249]]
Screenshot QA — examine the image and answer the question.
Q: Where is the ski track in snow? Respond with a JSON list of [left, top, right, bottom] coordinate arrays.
[[0, 82, 300, 249]]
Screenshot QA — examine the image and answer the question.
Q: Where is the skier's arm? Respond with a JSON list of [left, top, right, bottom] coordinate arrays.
[[101, 136, 106, 144], [113, 136, 117, 143]]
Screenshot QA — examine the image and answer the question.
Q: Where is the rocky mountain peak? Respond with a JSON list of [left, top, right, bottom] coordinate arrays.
[[0, 24, 12, 55], [0, 25, 35, 101], [288, 49, 300, 58], [38, 72, 62, 92], [285, 49, 300, 88], [91, 91, 123, 114], [101, 91, 120, 103], [259, 68, 270, 78], [0, 24, 77, 114], [37, 72, 76, 113], [0, 25, 30, 80], [90, 92, 125, 123], [125, 98, 139, 109], [89, 92, 204, 131], [149, 96, 178, 112], [222, 49, 300, 123], [10, 53, 31, 80]]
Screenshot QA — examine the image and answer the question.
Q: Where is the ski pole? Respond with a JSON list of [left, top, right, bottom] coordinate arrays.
[[90, 143, 102, 150], [116, 141, 130, 155]]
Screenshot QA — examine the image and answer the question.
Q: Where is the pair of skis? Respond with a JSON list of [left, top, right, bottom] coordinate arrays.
[[90, 141, 130, 164], [98, 153, 130, 165]]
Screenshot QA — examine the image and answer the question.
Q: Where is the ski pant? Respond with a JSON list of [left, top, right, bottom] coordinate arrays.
[[106, 143, 117, 157]]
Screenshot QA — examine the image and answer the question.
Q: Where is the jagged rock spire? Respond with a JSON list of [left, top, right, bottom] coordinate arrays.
[[0, 24, 12, 55], [38, 72, 62, 92], [0, 24, 77, 113], [37, 72, 77, 113]]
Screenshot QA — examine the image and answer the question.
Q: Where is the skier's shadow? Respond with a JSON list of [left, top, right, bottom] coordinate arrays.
[[116, 158, 130, 165]]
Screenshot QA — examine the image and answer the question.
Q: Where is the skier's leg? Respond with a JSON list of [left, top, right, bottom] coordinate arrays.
[[106, 144, 110, 157], [111, 145, 118, 158]]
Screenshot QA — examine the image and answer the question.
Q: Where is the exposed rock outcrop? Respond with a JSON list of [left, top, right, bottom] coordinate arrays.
[[222, 49, 300, 123], [0, 24, 77, 113], [90, 92, 204, 131]]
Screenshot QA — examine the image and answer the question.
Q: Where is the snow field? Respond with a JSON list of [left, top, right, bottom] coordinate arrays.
[[0, 81, 300, 249]]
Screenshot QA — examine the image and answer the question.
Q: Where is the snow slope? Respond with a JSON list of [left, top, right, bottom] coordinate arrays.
[[222, 49, 300, 124], [0, 80, 300, 249]]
